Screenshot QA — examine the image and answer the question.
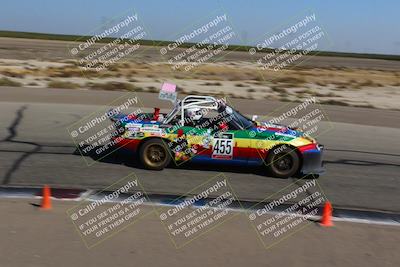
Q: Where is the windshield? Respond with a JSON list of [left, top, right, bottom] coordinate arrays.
[[225, 105, 254, 130]]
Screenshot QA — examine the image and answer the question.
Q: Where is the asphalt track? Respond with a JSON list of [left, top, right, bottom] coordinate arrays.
[[2, 199, 399, 267], [0, 87, 399, 212]]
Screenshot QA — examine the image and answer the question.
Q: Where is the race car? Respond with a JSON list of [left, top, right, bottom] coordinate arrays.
[[110, 95, 324, 178]]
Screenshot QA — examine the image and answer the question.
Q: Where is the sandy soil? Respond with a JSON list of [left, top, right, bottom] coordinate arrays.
[[1, 37, 399, 110]]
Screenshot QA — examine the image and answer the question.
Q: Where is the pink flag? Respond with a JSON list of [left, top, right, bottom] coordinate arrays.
[[161, 82, 176, 93]]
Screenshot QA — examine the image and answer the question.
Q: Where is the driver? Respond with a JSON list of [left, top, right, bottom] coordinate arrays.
[[185, 108, 204, 126]]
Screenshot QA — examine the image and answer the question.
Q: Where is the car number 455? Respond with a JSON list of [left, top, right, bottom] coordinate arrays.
[[212, 138, 233, 160]]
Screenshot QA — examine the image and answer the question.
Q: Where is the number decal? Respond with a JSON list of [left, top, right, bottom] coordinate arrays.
[[212, 133, 234, 160]]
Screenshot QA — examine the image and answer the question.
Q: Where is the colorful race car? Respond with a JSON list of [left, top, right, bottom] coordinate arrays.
[[110, 95, 324, 178]]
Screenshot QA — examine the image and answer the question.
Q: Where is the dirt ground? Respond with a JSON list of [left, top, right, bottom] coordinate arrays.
[[1, 37, 400, 110]]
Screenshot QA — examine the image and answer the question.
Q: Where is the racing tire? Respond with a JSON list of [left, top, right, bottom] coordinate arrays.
[[266, 146, 300, 178], [139, 139, 171, 170]]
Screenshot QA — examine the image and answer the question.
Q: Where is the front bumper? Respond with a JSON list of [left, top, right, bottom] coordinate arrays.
[[300, 144, 325, 175]]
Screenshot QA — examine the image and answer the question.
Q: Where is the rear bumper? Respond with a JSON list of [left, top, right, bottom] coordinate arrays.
[[300, 144, 325, 175]]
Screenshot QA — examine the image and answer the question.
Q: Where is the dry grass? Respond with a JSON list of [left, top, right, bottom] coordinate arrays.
[[47, 80, 80, 89], [274, 76, 306, 84], [320, 99, 350, 106], [0, 77, 21, 87], [0, 69, 26, 78], [358, 80, 383, 87], [85, 81, 139, 91], [235, 83, 246, 87], [270, 85, 287, 94], [146, 86, 158, 93], [1, 57, 399, 109], [202, 82, 222, 86]]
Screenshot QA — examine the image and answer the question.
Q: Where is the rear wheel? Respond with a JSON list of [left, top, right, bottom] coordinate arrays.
[[139, 139, 171, 170], [266, 146, 300, 178]]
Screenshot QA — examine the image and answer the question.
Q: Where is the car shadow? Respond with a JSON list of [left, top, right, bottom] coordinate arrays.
[[73, 144, 300, 179]]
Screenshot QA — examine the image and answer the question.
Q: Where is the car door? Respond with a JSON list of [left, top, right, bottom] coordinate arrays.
[[211, 131, 234, 160], [210, 126, 254, 164]]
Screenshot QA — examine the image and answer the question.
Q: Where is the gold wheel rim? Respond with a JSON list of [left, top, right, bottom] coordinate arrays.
[[144, 144, 167, 167]]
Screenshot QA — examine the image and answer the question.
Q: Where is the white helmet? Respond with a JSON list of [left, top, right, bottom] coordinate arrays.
[[186, 108, 203, 121]]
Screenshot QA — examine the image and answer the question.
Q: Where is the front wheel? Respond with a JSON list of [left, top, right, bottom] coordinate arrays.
[[266, 146, 300, 178], [139, 139, 171, 170]]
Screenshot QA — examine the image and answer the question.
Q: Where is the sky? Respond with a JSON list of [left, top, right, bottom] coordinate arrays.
[[0, 0, 399, 55]]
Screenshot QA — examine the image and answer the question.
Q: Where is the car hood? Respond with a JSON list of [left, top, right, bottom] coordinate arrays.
[[252, 121, 304, 138]]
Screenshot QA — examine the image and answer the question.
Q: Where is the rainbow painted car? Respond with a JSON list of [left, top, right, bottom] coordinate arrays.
[[110, 95, 324, 178]]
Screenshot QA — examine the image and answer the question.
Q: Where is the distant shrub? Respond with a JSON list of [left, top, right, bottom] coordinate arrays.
[[0, 77, 22, 87], [48, 80, 80, 89]]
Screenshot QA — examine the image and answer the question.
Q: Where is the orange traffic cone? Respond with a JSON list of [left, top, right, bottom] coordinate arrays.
[[320, 201, 333, 227], [40, 185, 52, 210]]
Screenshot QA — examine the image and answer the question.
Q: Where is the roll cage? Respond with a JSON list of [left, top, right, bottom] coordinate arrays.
[[163, 95, 219, 125], [162, 95, 254, 130]]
